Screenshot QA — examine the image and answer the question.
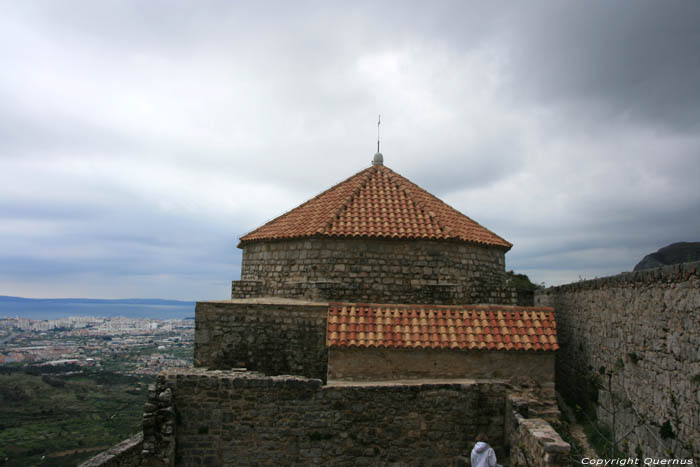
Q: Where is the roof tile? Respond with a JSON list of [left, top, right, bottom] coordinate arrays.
[[327, 303, 558, 352], [239, 165, 511, 249]]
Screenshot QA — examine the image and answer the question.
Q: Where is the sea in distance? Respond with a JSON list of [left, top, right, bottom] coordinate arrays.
[[0, 295, 195, 320]]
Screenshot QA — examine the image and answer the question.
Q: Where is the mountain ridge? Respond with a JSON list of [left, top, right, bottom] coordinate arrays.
[[633, 241, 700, 271]]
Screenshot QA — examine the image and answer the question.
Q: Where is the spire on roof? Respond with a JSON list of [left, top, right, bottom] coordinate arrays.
[[373, 114, 383, 166]]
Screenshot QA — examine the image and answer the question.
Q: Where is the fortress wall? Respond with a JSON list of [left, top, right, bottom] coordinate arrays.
[[329, 347, 555, 383], [143, 369, 507, 466], [535, 262, 700, 459], [234, 238, 515, 305], [194, 299, 328, 382]]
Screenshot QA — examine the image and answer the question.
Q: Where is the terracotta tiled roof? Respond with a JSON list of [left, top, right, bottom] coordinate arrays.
[[326, 303, 558, 352], [239, 164, 511, 249]]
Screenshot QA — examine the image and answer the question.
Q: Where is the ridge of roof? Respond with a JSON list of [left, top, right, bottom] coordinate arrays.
[[238, 164, 512, 249]]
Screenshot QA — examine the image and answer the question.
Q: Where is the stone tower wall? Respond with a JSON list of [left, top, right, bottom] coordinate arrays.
[[233, 238, 515, 305]]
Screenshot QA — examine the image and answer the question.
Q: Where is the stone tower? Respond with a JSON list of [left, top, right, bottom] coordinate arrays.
[[233, 161, 516, 305]]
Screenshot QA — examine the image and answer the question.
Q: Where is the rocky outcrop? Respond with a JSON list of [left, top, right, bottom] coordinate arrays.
[[634, 241, 700, 271]]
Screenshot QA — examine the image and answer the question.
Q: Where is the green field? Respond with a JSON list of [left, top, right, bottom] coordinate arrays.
[[0, 368, 151, 467]]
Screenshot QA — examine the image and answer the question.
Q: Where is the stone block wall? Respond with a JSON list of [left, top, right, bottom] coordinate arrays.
[[194, 299, 328, 382], [143, 368, 507, 466], [507, 413, 570, 467], [535, 262, 700, 459], [504, 393, 570, 467], [329, 347, 555, 383], [234, 238, 516, 305]]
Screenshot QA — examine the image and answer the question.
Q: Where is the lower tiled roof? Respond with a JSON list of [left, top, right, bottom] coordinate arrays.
[[327, 303, 558, 352]]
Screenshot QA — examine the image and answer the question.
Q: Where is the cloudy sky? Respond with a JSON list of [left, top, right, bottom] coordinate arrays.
[[1, 1, 699, 300]]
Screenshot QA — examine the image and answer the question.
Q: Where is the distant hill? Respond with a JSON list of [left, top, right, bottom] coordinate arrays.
[[633, 242, 700, 271], [0, 296, 196, 320]]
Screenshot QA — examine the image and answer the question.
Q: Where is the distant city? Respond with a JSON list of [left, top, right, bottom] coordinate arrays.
[[1, 312, 194, 375]]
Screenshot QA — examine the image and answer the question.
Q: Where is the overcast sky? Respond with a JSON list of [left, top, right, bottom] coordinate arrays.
[[1, 1, 699, 300]]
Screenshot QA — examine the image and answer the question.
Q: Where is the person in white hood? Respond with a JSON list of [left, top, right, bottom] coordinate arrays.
[[471, 434, 499, 467]]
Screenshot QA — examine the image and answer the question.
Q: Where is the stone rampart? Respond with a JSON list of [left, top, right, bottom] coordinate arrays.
[[143, 369, 507, 466], [535, 262, 700, 459], [194, 299, 328, 382], [234, 238, 516, 305]]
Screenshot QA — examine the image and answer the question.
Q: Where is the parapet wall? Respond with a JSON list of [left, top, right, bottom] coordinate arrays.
[[195, 299, 328, 382], [506, 394, 570, 467], [78, 432, 143, 467], [234, 238, 516, 305], [535, 262, 700, 459], [143, 369, 507, 466]]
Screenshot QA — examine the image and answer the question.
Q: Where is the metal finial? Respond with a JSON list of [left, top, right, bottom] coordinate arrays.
[[372, 114, 383, 166]]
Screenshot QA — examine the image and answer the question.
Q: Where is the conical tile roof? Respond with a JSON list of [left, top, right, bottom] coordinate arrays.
[[239, 164, 512, 250]]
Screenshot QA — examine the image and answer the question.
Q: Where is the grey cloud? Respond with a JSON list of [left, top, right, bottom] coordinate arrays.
[[0, 199, 103, 221], [0, 209, 241, 300], [404, 132, 526, 196], [0, 107, 137, 158], [506, 198, 700, 278], [499, 1, 700, 130]]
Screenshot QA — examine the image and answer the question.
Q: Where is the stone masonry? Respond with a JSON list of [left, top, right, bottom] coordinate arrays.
[[194, 298, 328, 382], [78, 433, 144, 467], [329, 347, 555, 383], [233, 238, 516, 305], [536, 261, 700, 460], [507, 412, 570, 467], [141, 368, 507, 467]]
